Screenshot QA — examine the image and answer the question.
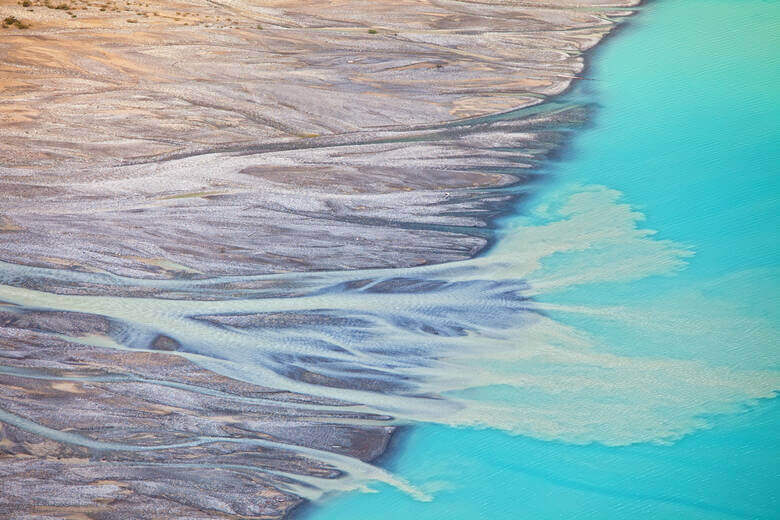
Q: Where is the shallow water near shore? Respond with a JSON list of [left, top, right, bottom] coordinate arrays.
[[304, 0, 780, 518]]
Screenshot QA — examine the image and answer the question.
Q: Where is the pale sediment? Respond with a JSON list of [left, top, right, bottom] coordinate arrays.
[[0, 1, 638, 518]]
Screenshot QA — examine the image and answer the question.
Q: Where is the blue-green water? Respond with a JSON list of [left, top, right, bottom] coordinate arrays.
[[305, 1, 780, 518], [0, 0, 774, 516]]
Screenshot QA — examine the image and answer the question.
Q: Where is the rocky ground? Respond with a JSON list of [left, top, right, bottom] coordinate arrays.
[[0, 1, 638, 518]]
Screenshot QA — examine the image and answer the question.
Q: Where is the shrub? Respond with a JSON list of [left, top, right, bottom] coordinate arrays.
[[2, 16, 30, 28]]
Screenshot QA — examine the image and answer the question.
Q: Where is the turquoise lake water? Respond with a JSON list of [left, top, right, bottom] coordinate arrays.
[[0, 0, 775, 516], [305, 0, 780, 518]]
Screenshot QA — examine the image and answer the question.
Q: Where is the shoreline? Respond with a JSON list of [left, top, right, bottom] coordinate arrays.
[[478, 1, 650, 259], [294, 6, 651, 518], [0, 1, 643, 519]]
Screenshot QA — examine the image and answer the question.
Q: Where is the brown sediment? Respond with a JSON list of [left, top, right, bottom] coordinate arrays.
[[0, 0, 639, 518]]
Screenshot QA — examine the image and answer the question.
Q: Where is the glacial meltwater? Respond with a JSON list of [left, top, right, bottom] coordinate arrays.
[[0, 0, 777, 519], [304, 0, 780, 518]]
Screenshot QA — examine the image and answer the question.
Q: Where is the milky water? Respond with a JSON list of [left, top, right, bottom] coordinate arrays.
[[303, 0, 780, 518], [0, 0, 777, 518]]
